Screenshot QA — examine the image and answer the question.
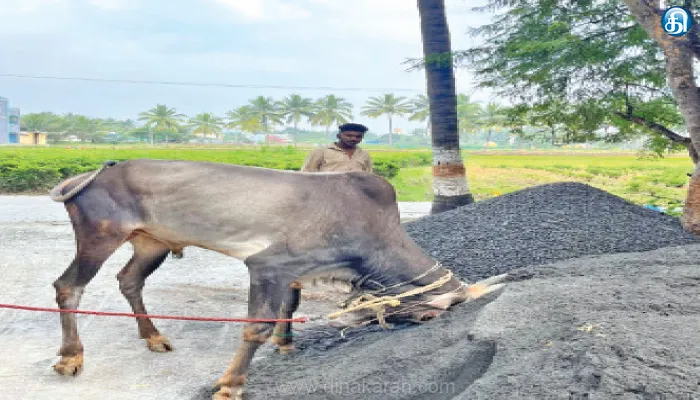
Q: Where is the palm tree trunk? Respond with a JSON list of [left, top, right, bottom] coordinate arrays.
[[389, 115, 393, 147], [263, 117, 269, 143], [418, 0, 474, 214], [426, 120, 431, 137], [149, 127, 154, 146], [293, 121, 298, 147], [485, 129, 492, 148]]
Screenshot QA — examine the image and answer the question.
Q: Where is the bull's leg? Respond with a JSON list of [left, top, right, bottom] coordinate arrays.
[[271, 281, 302, 354], [213, 267, 293, 400], [52, 233, 125, 376], [116, 235, 172, 352]]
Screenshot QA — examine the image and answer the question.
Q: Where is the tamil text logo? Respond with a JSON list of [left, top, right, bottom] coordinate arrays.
[[662, 6, 693, 37]]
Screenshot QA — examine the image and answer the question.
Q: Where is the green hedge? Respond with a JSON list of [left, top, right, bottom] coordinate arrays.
[[0, 147, 432, 193]]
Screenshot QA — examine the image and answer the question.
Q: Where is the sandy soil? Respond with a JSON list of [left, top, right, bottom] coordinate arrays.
[[240, 245, 700, 399], [2, 190, 699, 400], [0, 196, 428, 400]]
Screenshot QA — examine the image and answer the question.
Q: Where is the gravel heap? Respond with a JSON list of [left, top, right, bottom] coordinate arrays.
[[195, 182, 700, 400], [403, 182, 699, 282]]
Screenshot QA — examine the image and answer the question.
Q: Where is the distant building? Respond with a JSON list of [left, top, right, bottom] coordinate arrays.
[[0, 97, 20, 144], [19, 131, 48, 145], [9, 108, 20, 142], [0, 97, 8, 144]]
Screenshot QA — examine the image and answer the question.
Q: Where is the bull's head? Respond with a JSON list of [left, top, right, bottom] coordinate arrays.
[[328, 272, 508, 328]]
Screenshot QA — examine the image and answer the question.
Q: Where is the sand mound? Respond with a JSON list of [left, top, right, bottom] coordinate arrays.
[[194, 183, 700, 399], [455, 246, 700, 399]]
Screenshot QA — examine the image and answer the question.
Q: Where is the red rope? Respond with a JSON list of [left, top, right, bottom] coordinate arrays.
[[0, 303, 307, 323]]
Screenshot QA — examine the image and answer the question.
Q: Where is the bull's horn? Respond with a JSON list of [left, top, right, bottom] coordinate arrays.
[[475, 273, 509, 287], [463, 273, 509, 301], [427, 273, 509, 310]]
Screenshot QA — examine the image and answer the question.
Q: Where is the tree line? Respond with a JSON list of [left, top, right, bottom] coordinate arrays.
[[424, 0, 691, 158], [19, 93, 528, 146], [407, 0, 696, 222]]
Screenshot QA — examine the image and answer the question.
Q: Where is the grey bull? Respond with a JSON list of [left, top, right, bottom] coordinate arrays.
[[46, 159, 507, 400]]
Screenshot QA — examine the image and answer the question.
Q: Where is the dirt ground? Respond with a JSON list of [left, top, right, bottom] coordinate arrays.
[[241, 245, 700, 400], [0, 196, 429, 400], [3, 194, 700, 400]]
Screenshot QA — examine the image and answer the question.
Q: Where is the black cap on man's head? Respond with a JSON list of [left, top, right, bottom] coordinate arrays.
[[338, 123, 368, 133]]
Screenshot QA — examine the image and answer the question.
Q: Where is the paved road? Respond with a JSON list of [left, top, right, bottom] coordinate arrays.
[[0, 196, 431, 400]]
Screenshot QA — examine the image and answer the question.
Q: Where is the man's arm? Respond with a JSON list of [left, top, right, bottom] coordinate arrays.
[[301, 149, 323, 172], [366, 156, 373, 173]]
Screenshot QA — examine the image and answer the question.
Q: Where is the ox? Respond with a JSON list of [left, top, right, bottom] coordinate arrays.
[[47, 159, 507, 399]]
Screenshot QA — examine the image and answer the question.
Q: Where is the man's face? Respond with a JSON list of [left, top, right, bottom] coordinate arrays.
[[338, 130, 364, 148]]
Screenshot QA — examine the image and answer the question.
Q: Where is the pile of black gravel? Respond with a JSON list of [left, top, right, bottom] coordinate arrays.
[[196, 182, 700, 400], [404, 182, 699, 282]]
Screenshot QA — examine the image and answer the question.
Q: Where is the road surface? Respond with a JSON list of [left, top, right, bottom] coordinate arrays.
[[0, 195, 431, 400]]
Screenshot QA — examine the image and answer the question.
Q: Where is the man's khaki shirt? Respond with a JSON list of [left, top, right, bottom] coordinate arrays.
[[301, 143, 373, 173]]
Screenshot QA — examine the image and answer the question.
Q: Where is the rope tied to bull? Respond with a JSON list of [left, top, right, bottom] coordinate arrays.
[[361, 260, 444, 296], [326, 262, 453, 329]]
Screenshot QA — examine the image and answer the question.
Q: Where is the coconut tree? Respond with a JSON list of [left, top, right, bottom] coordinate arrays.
[[456, 94, 482, 135], [361, 93, 413, 146], [225, 105, 262, 143], [477, 102, 508, 148], [417, 0, 474, 213], [409, 94, 431, 137], [138, 104, 185, 145], [278, 94, 316, 146], [188, 113, 224, 141], [247, 96, 284, 135], [310, 95, 354, 140]]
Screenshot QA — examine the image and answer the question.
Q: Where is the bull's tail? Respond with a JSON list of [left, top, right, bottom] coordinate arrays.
[[49, 160, 118, 203]]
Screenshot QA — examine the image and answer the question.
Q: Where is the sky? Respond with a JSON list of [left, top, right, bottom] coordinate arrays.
[[0, 0, 499, 134]]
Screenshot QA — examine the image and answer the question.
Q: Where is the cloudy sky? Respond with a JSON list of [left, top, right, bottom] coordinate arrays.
[[0, 0, 498, 133]]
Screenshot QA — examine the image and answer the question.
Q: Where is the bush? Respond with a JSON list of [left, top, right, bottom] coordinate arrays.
[[373, 160, 401, 179], [0, 147, 432, 193]]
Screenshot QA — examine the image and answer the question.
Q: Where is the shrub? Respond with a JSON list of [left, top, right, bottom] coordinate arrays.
[[0, 147, 432, 193], [373, 160, 401, 179]]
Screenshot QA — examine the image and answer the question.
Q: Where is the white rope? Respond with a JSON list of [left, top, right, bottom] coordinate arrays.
[[362, 261, 444, 296], [327, 263, 454, 328]]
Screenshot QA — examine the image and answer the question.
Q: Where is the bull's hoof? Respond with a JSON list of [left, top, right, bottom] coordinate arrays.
[[53, 354, 84, 376], [146, 334, 174, 352], [276, 344, 298, 355], [212, 386, 243, 400], [413, 310, 446, 322]]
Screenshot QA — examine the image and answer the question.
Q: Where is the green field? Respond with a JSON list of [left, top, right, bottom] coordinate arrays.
[[393, 153, 691, 210], [0, 146, 692, 215]]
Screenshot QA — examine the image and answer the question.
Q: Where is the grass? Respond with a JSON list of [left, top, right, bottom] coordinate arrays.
[[389, 153, 693, 215], [0, 146, 693, 215]]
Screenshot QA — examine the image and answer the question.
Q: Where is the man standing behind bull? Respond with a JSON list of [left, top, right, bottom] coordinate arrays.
[[301, 123, 373, 173]]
